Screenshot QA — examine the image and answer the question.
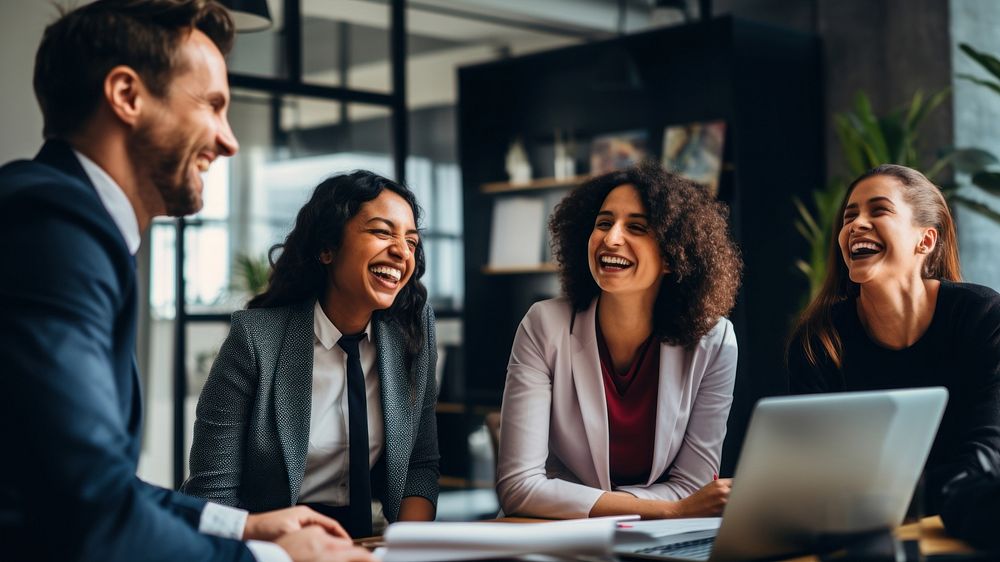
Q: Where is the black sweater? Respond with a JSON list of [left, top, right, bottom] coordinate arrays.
[[787, 280, 1000, 514]]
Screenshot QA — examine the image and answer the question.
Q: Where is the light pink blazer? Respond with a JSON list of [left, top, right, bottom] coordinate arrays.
[[496, 297, 738, 519]]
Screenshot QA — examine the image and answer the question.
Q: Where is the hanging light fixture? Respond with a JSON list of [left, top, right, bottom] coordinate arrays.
[[219, 0, 272, 32]]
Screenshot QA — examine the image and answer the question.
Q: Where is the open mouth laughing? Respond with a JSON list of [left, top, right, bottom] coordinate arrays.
[[195, 151, 215, 173], [369, 264, 403, 287], [849, 239, 884, 260], [598, 253, 634, 271]]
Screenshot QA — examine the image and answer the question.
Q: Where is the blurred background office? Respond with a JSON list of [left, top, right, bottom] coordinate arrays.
[[2, 0, 999, 521]]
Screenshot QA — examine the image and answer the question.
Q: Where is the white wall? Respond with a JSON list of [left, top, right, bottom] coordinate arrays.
[[0, 0, 63, 161]]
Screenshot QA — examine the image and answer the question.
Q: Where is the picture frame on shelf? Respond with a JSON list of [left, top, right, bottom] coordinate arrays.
[[589, 130, 648, 175], [662, 120, 727, 197]]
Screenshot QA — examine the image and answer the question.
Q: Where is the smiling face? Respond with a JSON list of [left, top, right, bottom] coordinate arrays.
[[128, 29, 239, 217], [587, 183, 668, 300], [322, 189, 419, 317], [838, 175, 937, 285]]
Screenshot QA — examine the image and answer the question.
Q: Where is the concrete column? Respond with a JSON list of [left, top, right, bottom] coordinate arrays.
[[950, 0, 1000, 289]]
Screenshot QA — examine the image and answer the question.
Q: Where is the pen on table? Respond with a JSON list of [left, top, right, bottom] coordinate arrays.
[[615, 514, 640, 528]]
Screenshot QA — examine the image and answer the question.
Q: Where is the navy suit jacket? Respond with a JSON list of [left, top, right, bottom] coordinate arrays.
[[0, 141, 253, 561]]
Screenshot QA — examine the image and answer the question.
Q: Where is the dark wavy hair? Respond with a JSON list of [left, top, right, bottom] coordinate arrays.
[[34, 0, 234, 138], [789, 164, 961, 369], [249, 170, 428, 360], [549, 162, 742, 347]]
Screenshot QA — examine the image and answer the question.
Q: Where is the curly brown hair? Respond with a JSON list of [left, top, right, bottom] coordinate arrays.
[[549, 162, 742, 347]]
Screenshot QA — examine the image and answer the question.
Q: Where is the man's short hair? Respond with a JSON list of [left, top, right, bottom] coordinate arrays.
[[33, 0, 235, 138]]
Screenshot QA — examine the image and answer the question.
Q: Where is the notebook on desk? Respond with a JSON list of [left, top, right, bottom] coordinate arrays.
[[614, 387, 948, 561]]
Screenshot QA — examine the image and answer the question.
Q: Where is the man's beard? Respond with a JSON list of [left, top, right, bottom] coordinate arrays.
[[129, 121, 203, 217]]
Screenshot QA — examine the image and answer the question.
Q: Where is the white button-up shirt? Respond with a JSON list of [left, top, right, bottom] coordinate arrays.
[[298, 300, 385, 504]]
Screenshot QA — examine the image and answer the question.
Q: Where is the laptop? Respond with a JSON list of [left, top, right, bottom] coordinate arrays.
[[614, 387, 948, 561]]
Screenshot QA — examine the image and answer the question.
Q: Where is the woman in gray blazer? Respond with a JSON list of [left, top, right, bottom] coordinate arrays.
[[183, 171, 439, 538], [497, 163, 742, 520]]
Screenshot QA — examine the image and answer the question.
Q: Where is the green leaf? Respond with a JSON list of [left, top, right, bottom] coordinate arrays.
[[794, 197, 821, 238], [794, 220, 813, 242], [924, 154, 954, 182], [951, 193, 1000, 225], [904, 90, 925, 127], [232, 253, 271, 296], [854, 93, 890, 163], [880, 113, 906, 163], [909, 88, 951, 131], [961, 43, 1000, 82], [795, 259, 812, 277], [834, 116, 868, 175], [948, 148, 999, 174], [971, 171, 1000, 196], [957, 73, 1000, 96]]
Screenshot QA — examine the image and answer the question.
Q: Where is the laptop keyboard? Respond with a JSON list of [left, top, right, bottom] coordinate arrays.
[[636, 536, 715, 559]]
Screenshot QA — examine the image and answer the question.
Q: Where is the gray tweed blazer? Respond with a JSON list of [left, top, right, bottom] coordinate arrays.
[[181, 301, 440, 522]]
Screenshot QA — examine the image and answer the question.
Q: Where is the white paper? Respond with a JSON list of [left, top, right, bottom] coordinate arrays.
[[488, 197, 546, 268], [378, 517, 619, 562], [615, 517, 721, 540]]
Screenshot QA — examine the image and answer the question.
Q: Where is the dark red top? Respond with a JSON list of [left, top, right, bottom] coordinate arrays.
[[597, 321, 660, 487]]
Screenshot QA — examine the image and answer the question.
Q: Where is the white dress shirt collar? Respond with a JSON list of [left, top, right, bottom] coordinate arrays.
[[73, 149, 141, 255], [313, 300, 373, 350]]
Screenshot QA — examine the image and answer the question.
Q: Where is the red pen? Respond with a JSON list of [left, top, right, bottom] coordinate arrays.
[[713, 473, 719, 481]]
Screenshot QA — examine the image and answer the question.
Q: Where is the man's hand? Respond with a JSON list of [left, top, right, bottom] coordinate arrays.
[[244, 506, 350, 541], [275, 526, 377, 562]]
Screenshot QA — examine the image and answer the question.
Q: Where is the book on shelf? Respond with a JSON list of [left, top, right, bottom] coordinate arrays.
[[487, 196, 546, 269]]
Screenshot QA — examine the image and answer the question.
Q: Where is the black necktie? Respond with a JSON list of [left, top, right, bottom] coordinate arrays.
[[337, 333, 372, 537]]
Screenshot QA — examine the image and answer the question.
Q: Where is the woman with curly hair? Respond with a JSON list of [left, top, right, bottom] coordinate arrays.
[[496, 163, 742, 519], [787, 164, 1000, 514], [183, 171, 439, 537]]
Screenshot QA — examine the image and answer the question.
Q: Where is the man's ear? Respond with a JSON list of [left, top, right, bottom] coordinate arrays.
[[103, 65, 146, 128]]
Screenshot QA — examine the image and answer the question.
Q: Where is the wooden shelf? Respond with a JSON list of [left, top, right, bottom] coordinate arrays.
[[480, 175, 589, 194], [436, 402, 502, 415], [481, 263, 558, 275], [436, 402, 466, 414], [439, 475, 495, 489]]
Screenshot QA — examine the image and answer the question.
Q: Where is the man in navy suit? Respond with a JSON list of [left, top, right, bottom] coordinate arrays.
[[0, 2, 376, 561]]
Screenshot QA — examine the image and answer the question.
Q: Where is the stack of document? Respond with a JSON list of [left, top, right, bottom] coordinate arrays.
[[615, 517, 721, 540], [377, 517, 620, 562]]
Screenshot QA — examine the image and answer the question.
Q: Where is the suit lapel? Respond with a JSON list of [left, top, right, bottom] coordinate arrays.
[[374, 314, 412, 471], [273, 303, 314, 502], [647, 342, 686, 485], [569, 299, 611, 490]]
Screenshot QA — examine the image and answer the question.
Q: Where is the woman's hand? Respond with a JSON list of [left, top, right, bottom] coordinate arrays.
[[674, 478, 732, 517]]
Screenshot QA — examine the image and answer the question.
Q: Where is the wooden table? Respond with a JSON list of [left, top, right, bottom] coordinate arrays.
[[778, 516, 974, 561], [359, 515, 978, 559]]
